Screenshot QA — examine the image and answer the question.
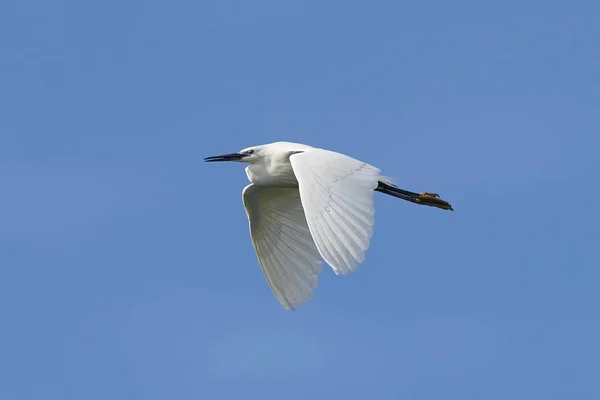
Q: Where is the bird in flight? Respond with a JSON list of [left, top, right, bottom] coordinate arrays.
[[205, 141, 452, 310]]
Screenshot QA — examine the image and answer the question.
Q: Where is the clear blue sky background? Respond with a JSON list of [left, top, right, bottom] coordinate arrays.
[[1, 1, 599, 399]]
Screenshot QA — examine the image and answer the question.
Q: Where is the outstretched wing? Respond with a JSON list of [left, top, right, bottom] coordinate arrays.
[[242, 184, 323, 310], [290, 150, 381, 275]]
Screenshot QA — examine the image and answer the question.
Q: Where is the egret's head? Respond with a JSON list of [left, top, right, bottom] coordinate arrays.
[[204, 146, 263, 164]]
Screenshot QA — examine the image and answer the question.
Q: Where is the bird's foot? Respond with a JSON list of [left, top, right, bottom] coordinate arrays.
[[416, 192, 453, 211]]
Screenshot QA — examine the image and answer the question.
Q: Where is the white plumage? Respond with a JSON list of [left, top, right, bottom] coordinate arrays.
[[205, 141, 452, 309]]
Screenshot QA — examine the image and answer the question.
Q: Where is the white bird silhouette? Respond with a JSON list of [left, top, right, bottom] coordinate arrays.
[[205, 142, 452, 309]]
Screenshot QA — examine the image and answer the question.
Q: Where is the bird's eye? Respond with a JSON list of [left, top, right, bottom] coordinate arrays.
[[246, 149, 255, 155]]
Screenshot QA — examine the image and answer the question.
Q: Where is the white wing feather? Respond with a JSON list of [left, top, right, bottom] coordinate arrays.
[[290, 149, 381, 275], [242, 184, 323, 310]]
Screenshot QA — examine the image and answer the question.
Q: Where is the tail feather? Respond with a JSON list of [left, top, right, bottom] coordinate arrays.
[[375, 181, 454, 211]]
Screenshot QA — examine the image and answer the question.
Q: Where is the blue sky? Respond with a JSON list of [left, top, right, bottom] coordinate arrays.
[[1, 0, 599, 399]]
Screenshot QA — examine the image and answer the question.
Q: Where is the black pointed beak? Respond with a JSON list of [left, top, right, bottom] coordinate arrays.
[[203, 153, 245, 162]]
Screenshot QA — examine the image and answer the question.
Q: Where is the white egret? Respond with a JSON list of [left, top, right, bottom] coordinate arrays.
[[205, 141, 452, 309]]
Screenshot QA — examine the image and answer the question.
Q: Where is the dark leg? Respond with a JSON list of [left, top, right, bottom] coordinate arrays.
[[375, 182, 454, 211]]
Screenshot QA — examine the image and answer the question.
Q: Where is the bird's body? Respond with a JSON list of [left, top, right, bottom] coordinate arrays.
[[205, 141, 452, 310]]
